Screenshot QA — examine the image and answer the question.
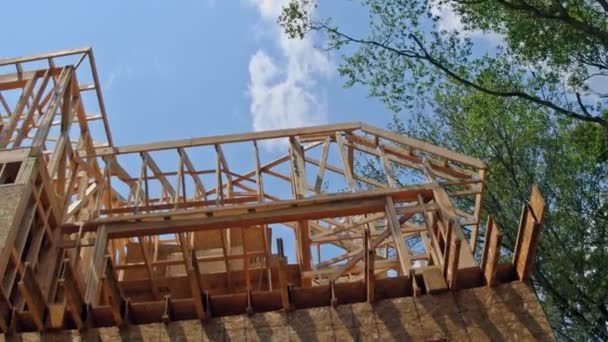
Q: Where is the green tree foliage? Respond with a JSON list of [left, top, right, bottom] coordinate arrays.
[[281, 0, 608, 339]]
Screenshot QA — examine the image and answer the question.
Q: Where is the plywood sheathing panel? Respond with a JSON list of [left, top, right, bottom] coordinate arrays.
[[0, 184, 29, 270], [3, 281, 553, 341]]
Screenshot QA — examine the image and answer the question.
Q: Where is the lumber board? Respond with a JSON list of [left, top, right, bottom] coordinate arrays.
[[481, 216, 502, 287], [18, 263, 47, 331], [96, 122, 362, 156]]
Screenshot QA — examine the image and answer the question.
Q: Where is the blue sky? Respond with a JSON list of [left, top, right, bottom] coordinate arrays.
[[1, 1, 501, 263], [1, 1, 394, 147], [1, 0, 399, 263]]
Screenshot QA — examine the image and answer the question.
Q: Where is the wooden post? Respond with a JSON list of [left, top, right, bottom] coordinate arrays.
[[480, 216, 502, 287], [188, 250, 206, 320], [364, 229, 375, 303], [101, 256, 125, 326], [513, 186, 545, 281], [298, 220, 312, 287], [385, 196, 411, 275]]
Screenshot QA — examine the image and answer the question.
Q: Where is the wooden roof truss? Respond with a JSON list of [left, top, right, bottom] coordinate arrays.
[[0, 48, 545, 332]]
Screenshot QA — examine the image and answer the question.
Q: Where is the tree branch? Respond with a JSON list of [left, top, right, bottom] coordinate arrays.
[[314, 24, 608, 127], [406, 34, 608, 127], [494, 0, 608, 44], [595, 0, 608, 14]]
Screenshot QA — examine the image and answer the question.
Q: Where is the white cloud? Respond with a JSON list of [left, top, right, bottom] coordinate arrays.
[[247, 0, 331, 148], [430, 2, 504, 45]]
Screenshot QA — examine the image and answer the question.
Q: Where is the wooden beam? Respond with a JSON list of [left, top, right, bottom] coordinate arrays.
[[335, 132, 355, 191], [178, 148, 207, 200], [31, 67, 73, 152], [470, 169, 486, 251], [65, 184, 436, 234], [326, 220, 405, 282], [385, 196, 411, 276], [187, 250, 206, 320], [18, 263, 47, 331], [142, 151, 175, 198], [85, 225, 108, 304], [101, 256, 125, 326], [360, 123, 486, 169], [298, 220, 312, 287], [289, 137, 307, 199], [58, 259, 85, 329], [513, 186, 545, 281], [214, 144, 233, 198], [314, 137, 330, 193], [106, 197, 386, 238], [0, 73, 38, 147], [96, 122, 362, 156], [378, 146, 397, 187], [137, 236, 160, 299], [364, 230, 375, 303], [480, 216, 502, 287]]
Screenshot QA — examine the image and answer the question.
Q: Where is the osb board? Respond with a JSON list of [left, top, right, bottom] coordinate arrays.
[[0, 184, 28, 260], [1, 281, 554, 341]]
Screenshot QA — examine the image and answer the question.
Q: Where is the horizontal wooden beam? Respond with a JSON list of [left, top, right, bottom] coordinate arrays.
[[92, 122, 363, 156], [0, 47, 90, 67]]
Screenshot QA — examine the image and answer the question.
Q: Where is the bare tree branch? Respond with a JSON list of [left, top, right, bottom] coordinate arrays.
[[316, 24, 608, 127]]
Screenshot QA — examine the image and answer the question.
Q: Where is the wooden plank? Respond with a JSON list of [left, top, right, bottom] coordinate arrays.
[[364, 230, 375, 303], [481, 216, 502, 287], [446, 231, 461, 289], [335, 132, 355, 191], [13, 70, 52, 148], [178, 148, 206, 199], [0, 73, 37, 147], [18, 263, 47, 331], [31, 67, 72, 152], [360, 123, 486, 169], [142, 151, 175, 198], [58, 259, 85, 329], [513, 186, 545, 281], [106, 197, 386, 238], [421, 266, 448, 294], [0, 287, 10, 333], [99, 122, 362, 156], [469, 169, 486, 251], [66, 184, 437, 234], [187, 250, 206, 320], [298, 220, 312, 286], [85, 225, 108, 304], [0, 47, 90, 67], [385, 196, 411, 276], [314, 137, 330, 193], [305, 156, 386, 189], [377, 146, 397, 187], [101, 256, 124, 326], [277, 257, 292, 311], [214, 144, 233, 198], [253, 141, 264, 202], [289, 137, 307, 198], [137, 236, 160, 299], [311, 213, 384, 241]]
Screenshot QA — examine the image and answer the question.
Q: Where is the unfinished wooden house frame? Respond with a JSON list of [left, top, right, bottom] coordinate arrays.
[[0, 48, 546, 333]]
